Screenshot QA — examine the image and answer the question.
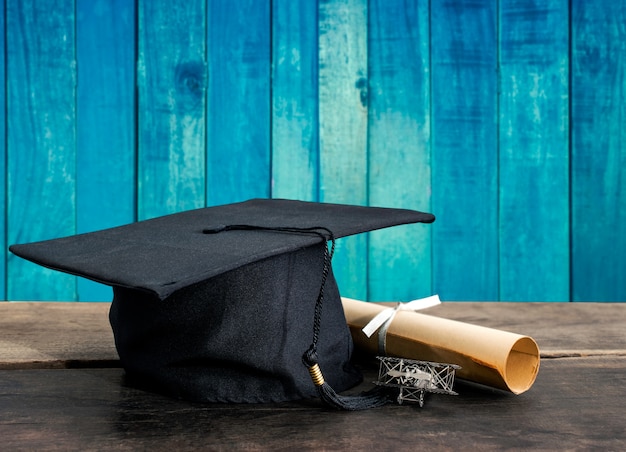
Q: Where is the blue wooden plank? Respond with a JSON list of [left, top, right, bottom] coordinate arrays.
[[0, 0, 5, 300], [431, 0, 499, 301], [498, 0, 570, 301], [571, 1, 626, 302], [367, 0, 432, 301], [271, 0, 319, 201], [76, 0, 136, 302], [206, 0, 271, 206], [6, 0, 77, 301], [137, 0, 206, 220], [318, 0, 368, 300]]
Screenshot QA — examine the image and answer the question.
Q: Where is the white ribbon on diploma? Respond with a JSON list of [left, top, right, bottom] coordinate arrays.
[[361, 295, 441, 350]]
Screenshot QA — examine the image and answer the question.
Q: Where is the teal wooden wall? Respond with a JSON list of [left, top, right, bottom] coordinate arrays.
[[2, 0, 625, 302]]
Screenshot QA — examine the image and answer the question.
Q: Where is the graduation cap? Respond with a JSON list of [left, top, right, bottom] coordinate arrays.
[[10, 198, 435, 409]]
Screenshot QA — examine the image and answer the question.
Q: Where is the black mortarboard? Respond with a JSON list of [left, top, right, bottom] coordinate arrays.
[[10, 199, 434, 408]]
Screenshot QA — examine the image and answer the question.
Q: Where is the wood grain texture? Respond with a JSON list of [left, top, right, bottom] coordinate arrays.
[[498, 0, 570, 301], [76, 0, 136, 302], [367, 0, 432, 301], [1, 2, 625, 303], [428, 302, 626, 354], [271, 0, 319, 201], [1, 359, 625, 450], [571, 1, 626, 302], [137, 0, 206, 220], [0, 357, 626, 451], [318, 0, 369, 299], [0, 302, 116, 368], [6, 0, 77, 301], [206, 0, 271, 206], [0, 2, 5, 300], [3, 301, 624, 366], [1, 302, 626, 449], [431, 1, 499, 301]]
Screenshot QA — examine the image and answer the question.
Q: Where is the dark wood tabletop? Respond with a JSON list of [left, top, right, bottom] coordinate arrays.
[[1, 301, 625, 450]]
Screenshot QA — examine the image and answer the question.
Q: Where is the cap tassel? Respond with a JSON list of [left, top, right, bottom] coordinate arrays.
[[301, 229, 389, 410], [302, 347, 388, 410]]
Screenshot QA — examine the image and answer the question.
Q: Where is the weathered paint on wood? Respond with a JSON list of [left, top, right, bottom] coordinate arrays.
[[367, 0, 432, 301], [271, 0, 319, 201], [498, 0, 570, 301], [571, 1, 626, 302], [318, 0, 369, 300], [431, 1, 499, 301], [6, 0, 77, 301], [137, 0, 207, 220], [0, 1, 5, 300], [206, 0, 271, 206], [76, 0, 136, 301], [1, 2, 625, 302]]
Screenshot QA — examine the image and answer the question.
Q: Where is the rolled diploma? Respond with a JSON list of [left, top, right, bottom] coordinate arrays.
[[342, 297, 540, 394]]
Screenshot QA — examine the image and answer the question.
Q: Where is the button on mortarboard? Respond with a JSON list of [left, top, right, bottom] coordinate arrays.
[[9, 199, 435, 406]]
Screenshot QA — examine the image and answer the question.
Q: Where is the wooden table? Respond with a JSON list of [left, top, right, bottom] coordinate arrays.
[[1, 302, 625, 450]]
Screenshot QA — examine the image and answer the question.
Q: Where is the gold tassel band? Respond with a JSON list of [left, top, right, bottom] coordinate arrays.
[[307, 363, 325, 386]]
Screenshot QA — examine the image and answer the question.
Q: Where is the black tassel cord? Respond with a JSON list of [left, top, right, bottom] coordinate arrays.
[[298, 227, 388, 410], [203, 224, 388, 410]]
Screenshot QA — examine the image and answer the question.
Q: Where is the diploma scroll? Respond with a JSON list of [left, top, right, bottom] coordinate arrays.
[[342, 298, 540, 394]]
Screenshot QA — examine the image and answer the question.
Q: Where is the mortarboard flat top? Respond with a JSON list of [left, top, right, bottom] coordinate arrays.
[[10, 198, 434, 300]]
